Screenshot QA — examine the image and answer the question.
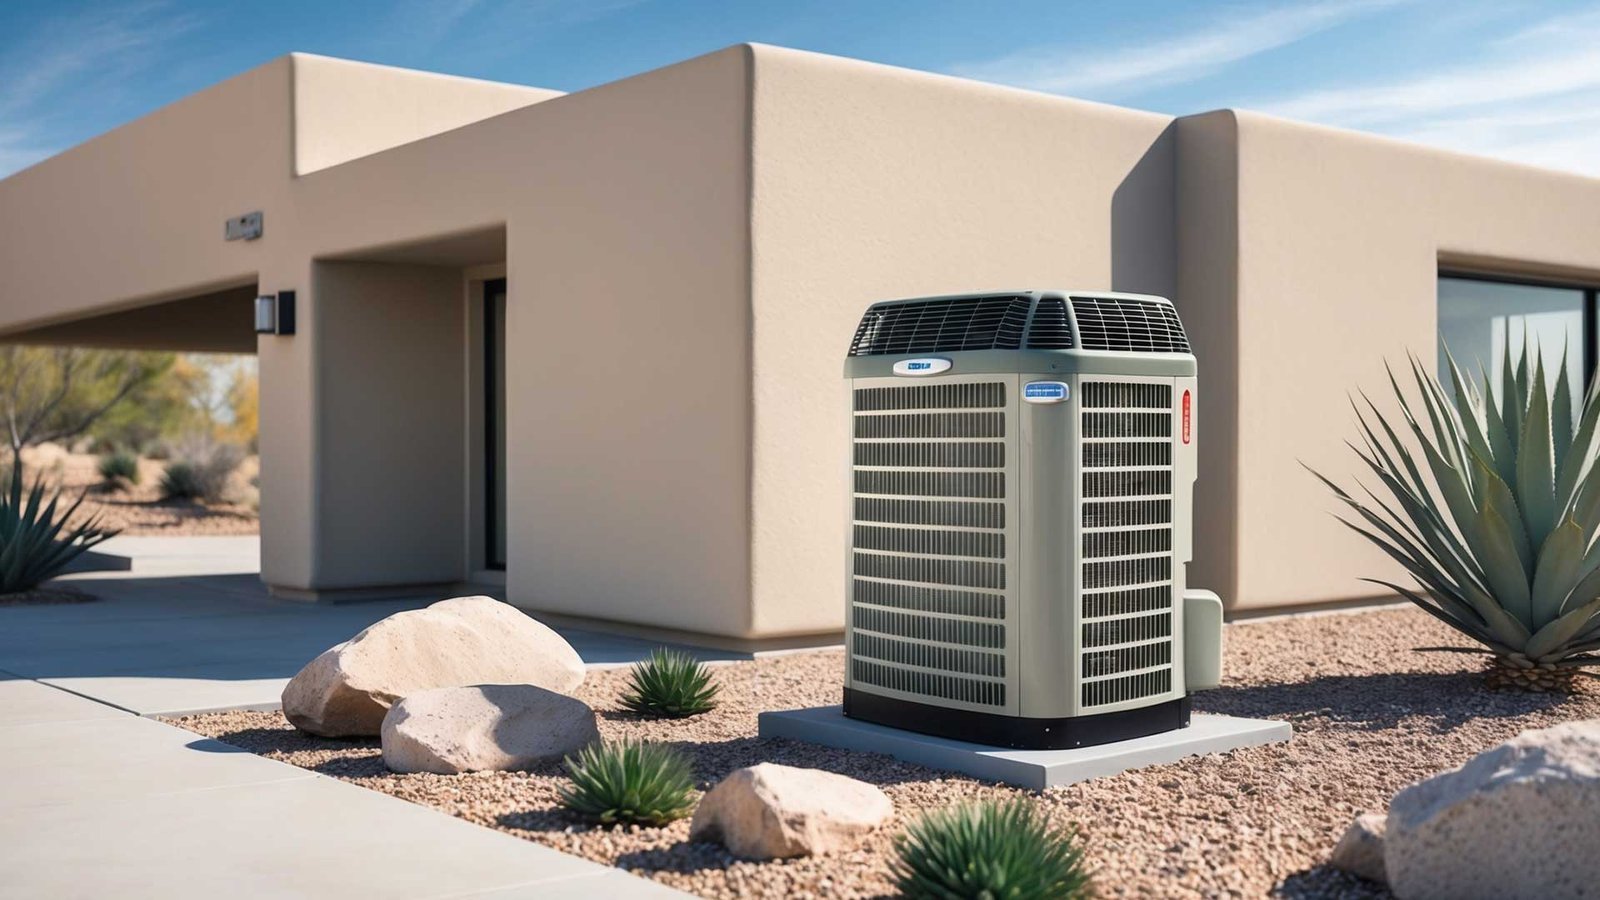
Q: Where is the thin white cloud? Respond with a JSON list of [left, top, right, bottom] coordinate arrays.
[[0, 2, 200, 116], [950, 0, 1397, 98], [0, 1, 199, 177], [1260, 49, 1600, 125], [372, 0, 645, 59], [0, 129, 52, 179], [1252, 10, 1600, 176]]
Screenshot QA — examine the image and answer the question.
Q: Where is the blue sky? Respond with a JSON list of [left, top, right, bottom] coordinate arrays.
[[3, 0, 1599, 178]]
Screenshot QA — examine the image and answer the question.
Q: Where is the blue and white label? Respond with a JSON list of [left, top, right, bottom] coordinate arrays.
[[1023, 381, 1071, 404], [892, 358, 952, 376]]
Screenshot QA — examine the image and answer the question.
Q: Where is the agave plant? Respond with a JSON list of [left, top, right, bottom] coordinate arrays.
[[891, 798, 1093, 900], [0, 465, 119, 595], [558, 739, 697, 827], [620, 647, 721, 718], [1312, 339, 1600, 691]]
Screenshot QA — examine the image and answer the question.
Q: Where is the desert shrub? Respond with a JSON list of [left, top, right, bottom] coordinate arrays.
[[621, 647, 721, 718], [160, 462, 203, 501], [160, 439, 242, 503], [1311, 342, 1600, 692], [892, 798, 1093, 900], [0, 466, 119, 594], [558, 739, 696, 827], [97, 451, 140, 487]]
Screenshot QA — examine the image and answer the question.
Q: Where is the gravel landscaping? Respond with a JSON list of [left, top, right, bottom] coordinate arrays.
[[32, 450, 258, 536], [170, 606, 1599, 899]]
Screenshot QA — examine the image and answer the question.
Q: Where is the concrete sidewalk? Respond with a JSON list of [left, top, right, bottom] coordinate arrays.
[[0, 536, 702, 898], [0, 678, 684, 898], [9, 536, 743, 717]]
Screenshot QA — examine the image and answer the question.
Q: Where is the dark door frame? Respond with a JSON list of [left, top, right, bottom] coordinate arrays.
[[483, 278, 507, 570]]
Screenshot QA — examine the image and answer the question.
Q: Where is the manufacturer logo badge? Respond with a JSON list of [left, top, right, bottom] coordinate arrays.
[[892, 358, 952, 376], [1182, 390, 1192, 444], [1023, 381, 1070, 404]]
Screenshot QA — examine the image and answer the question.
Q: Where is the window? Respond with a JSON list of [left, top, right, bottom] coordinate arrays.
[[1437, 273, 1597, 411]]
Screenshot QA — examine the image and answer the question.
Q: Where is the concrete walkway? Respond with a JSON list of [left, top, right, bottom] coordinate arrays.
[[0, 536, 696, 898], [8, 535, 741, 717]]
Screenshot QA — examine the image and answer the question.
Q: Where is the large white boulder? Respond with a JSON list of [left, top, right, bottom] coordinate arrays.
[[689, 763, 893, 859], [381, 684, 599, 774], [1385, 719, 1600, 900], [281, 596, 584, 737]]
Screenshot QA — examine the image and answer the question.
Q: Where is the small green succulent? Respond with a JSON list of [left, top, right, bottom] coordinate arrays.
[[558, 739, 697, 827], [891, 798, 1093, 900], [620, 647, 721, 718]]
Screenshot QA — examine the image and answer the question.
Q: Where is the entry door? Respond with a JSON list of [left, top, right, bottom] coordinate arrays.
[[485, 279, 507, 570]]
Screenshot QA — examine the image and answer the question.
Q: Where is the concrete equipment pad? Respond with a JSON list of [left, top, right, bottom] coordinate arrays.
[[759, 705, 1292, 789]]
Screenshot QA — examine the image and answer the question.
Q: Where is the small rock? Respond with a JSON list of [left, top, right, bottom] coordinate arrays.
[[281, 596, 584, 737], [1386, 719, 1600, 900], [1327, 812, 1386, 884], [381, 684, 598, 774], [689, 763, 892, 860]]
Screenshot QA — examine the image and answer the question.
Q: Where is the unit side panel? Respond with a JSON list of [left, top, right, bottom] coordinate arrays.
[[1074, 375, 1185, 715], [845, 374, 1019, 717], [1016, 377, 1078, 718], [1172, 374, 1197, 685]]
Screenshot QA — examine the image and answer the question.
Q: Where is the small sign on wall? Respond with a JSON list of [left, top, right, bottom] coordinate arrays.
[[226, 211, 263, 241]]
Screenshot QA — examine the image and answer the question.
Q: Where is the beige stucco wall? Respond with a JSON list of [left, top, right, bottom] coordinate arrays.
[[291, 54, 559, 176], [4, 44, 1600, 635], [0, 60, 291, 334], [745, 45, 1177, 635], [1173, 111, 1240, 603], [0, 46, 758, 632], [1224, 112, 1600, 610], [309, 261, 466, 588], [269, 48, 757, 621]]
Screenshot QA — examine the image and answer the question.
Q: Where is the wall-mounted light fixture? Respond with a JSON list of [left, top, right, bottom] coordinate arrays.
[[255, 290, 296, 335]]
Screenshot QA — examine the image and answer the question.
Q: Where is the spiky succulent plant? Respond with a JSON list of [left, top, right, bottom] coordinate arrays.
[[891, 798, 1093, 900], [0, 465, 118, 595], [558, 739, 696, 827], [1312, 340, 1600, 691], [620, 647, 720, 718]]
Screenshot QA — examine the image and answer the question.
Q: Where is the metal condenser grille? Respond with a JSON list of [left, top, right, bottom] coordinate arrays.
[[1079, 378, 1177, 709], [851, 380, 1009, 708]]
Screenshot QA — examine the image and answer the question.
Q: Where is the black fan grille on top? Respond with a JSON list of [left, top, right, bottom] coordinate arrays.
[[1025, 297, 1074, 349], [1070, 296, 1191, 353], [848, 296, 1030, 356]]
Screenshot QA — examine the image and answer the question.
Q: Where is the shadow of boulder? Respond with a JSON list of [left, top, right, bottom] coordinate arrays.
[[1275, 864, 1392, 898]]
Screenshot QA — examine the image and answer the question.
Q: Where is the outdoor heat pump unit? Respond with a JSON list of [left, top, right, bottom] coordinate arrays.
[[843, 291, 1206, 749]]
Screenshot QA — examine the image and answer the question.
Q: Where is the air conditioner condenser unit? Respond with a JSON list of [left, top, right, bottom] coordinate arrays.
[[843, 290, 1207, 749]]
